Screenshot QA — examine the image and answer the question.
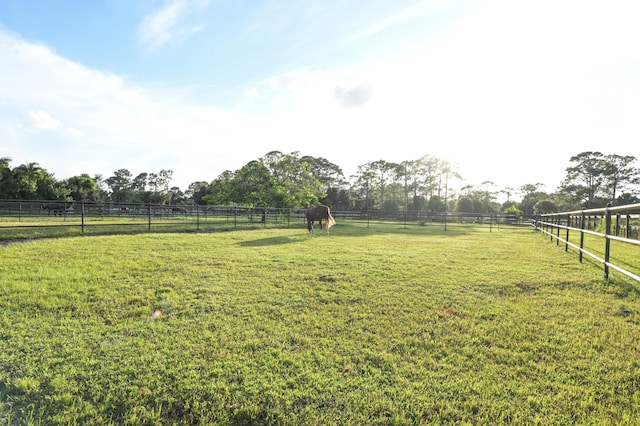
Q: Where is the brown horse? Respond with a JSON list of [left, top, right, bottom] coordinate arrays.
[[306, 205, 336, 234], [41, 202, 72, 216]]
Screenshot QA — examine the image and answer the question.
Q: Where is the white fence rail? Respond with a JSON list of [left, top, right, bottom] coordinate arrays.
[[534, 203, 640, 283]]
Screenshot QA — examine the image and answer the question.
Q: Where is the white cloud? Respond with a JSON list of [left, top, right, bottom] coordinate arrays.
[[137, 0, 209, 51], [334, 85, 373, 109], [22, 111, 85, 138], [0, 31, 126, 104], [64, 127, 85, 138], [344, 0, 441, 44], [26, 111, 60, 132]]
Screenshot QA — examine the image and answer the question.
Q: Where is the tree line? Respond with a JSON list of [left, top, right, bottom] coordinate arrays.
[[1, 151, 638, 214]]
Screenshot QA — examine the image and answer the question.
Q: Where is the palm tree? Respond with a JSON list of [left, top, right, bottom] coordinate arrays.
[[12, 162, 44, 199], [0, 157, 13, 198]]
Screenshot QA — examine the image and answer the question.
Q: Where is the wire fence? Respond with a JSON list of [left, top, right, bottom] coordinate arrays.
[[0, 199, 534, 241]]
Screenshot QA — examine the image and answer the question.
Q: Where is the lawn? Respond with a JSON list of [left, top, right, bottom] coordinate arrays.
[[1, 225, 639, 424], [0, 212, 289, 241]]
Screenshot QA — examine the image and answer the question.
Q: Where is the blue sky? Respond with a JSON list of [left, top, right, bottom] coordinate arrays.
[[1, 0, 639, 194]]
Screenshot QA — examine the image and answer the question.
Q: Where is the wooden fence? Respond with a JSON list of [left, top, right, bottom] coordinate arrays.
[[534, 203, 640, 283]]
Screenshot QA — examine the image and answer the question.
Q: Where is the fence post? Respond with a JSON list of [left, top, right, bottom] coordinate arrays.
[[539, 214, 543, 232], [555, 215, 560, 245], [196, 205, 200, 231], [604, 203, 612, 279], [81, 201, 85, 233], [579, 210, 585, 263], [546, 215, 550, 235], [565, 214, 570, 252], [148, 202, 152, 231]]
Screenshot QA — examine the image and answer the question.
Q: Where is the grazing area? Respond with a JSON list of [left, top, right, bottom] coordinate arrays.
[[1, 225, 639, 424]]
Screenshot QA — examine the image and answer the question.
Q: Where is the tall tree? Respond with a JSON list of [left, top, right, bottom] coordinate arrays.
[[300, 155, 346, 189], [455, 196, 473, 213], [356, 160, 403, 210], [417, 155, 442, 200], [500, 187, 516, 203], [324, 187, 353, 210], [64, 174, 102, 201], [518, 183, 548, 215], [403, 156, 437, 211], [131, 173, 149, 193], [9, 162, 65, 200], [437, 160, 461, 210], [602, 154, 640, 204], [300, 155, 346, 207], [560, 151, 608, 208], [0, 157, 13, 199], [93, 174, 109, 200], [156, 170, 174, 194], [351, 165, 376, 210], [165, 186, 185, 205], [534, 199, 558, 214], [186, 181, 212, 205], [259, 151, 323, 208], [479, 181, 497, 213], [105, 169, 133, 203], [36, 171, 69, 201], [203, 171, 236, 205], [12, 162, 42, 199], [233, 160, 277, 207]]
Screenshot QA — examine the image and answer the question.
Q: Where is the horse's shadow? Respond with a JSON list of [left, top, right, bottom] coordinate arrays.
[[238, 236, 299, 247]]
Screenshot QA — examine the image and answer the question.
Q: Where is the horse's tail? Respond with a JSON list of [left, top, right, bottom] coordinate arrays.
[[326, 212, 336, 230]]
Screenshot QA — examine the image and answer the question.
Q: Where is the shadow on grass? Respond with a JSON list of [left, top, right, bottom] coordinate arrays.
[[612, 278, 640, 298], [235, 223, 531, 244], [327, 221, 519, 237], [238, 236, 300, 247]]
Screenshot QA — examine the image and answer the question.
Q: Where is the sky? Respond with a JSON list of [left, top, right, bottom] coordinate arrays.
[[1, 0, 639, 196]]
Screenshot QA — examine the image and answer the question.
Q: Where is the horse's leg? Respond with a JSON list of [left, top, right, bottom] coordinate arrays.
[[307, 219, 314, 233], [319, 218, 323, 230]]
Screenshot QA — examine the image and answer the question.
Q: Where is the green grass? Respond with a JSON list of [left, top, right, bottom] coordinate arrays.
[[543, 225, 640, 279], [0, 214, 293, 241], [1, 225, 639, 424]]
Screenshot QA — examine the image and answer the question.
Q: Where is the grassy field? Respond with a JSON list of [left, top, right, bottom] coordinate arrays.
[[0, 214, 292, 241], [1, 224, 639, 424], [548, 227, 640, 280]]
